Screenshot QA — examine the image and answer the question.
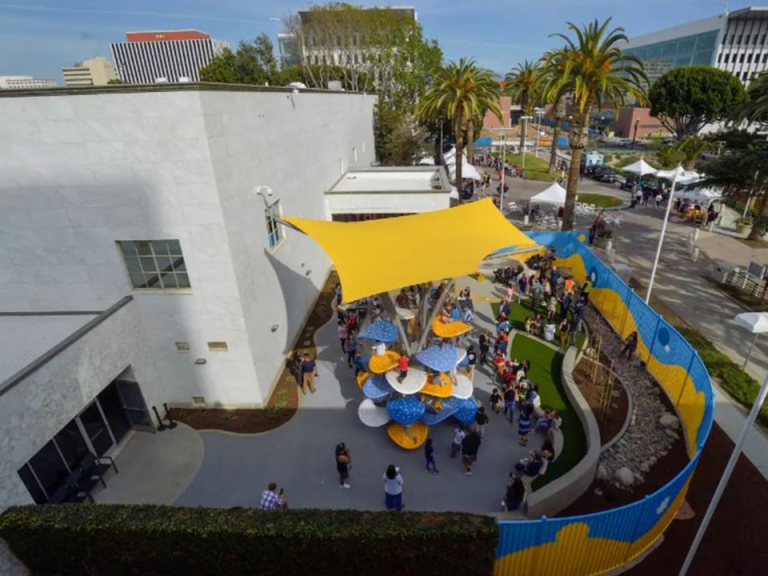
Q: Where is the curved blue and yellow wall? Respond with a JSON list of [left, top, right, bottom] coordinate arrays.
[[493, 231, 715, 575]]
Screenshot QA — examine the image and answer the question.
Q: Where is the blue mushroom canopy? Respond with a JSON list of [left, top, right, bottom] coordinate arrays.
[[358, 319, 399, 344], [416, 344, 460, 373], [363, 374, 394, 400], [386, 395, 426, 426]]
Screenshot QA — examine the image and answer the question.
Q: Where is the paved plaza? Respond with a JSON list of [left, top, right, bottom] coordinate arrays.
[[175, 277, 545, 513]]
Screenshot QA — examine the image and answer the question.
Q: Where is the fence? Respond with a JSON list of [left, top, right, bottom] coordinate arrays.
[[493, 231, 715, 575]]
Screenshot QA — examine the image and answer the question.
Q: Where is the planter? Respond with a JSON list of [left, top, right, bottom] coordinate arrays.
[[593, 236, 613, 251], [736, 223, 751, 235]]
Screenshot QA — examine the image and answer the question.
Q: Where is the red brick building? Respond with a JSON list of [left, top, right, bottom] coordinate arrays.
[[614, 106, 671, 139]]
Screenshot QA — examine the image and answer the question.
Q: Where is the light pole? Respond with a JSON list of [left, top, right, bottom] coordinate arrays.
[[631, 119, 639, 150], [680, 313, 768, 575], [534, 108, 544, 157], [520, 115, 533, 170], [500, 134, 507, 214], [743, 170, 759, 220], [645, 169, 681, 304]]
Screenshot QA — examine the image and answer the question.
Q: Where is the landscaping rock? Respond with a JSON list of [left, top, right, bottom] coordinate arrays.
[[596, 463, 609, 481], [660, 413, 680, 430], [615, 467, 635, 487], [665, 429, 680, 440]]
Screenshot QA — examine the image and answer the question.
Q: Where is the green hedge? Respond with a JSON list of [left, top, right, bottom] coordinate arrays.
[[0, 505, 498, 576], [680, 328, 768, 427]]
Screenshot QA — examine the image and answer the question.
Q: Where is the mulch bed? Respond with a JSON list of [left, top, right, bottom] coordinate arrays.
[[627, 423, 768, 575], [572, 356, 628, 447], [170, 271, 338, 433]]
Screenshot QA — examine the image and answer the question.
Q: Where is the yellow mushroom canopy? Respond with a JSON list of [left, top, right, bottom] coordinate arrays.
[[284, 199, 538, 303]]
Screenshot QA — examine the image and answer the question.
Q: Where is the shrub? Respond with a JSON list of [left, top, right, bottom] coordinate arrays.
[[0, 505, 498, 576], [680, 328, 768, 427]]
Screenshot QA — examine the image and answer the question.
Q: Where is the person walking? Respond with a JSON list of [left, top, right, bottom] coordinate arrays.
[[300, 353, 318, 395], [337, 320, 348, 353], [346, 335, 357, 368], [618, 331, 638, 360], [558, 317, 570, 350], [501, 473, 526, 512], [518, 403, 533, 446], [503, 386, 517, 423], [473, 406, 489, 437], [335, 443, 351, 489], [479, 331, 490, 365], [461, 430, 482, 475], [383, 465, 404, 511], [425, 438, 439, 475]]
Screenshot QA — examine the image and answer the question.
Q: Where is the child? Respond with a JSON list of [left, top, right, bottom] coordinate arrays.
[[451, 425, 466, 458], [489, 388, 502, 414], [474, 406, 489, 437], [518, 403, 533, 446], [547, 296, 558, 321], [397, 354, 409, 382], [425, 438, 439, 475]]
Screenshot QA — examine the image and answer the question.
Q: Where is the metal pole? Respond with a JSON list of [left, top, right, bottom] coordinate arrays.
[[500, 136, 506, 214], [522, 117, 527, 170], [646, 173, 679, 304], [743, 170, 758, 220], [679, 368, 768, 576], [743, 332, 759, 370]]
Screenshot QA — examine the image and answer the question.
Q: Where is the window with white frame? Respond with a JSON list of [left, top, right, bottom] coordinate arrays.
[[117, 240, 191, 290], [265, 201, 284, 248]]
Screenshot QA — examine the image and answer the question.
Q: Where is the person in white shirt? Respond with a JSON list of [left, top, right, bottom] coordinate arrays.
[[451, 426, 466, 458], [543, 322, 556, 342], [373, 341, 386, 356], [383, 465, 404, 511]]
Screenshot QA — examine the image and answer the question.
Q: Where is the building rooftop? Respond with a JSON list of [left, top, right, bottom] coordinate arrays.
[[0, 81, 367, 99], [730, 6, 768, 20], [327, 167, 450, 195], [0, 314, 98, 386]]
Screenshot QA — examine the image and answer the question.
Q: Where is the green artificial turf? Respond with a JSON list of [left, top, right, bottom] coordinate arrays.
[[502, 152, 556, 182], [509, 335, 588, 490], [576, 193, 623, 209], [492, 300, 586, 351]]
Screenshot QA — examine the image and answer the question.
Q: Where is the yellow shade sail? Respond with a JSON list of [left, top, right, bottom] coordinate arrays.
[[284, 199, 538, 302]]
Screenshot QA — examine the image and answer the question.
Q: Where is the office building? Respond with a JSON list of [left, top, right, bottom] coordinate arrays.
[[277, 33, 301, 68], [624, 6, 768, 86], [110, 30, 229, 84], [0, 76, 57, 89], [62, 57, 118, 87]]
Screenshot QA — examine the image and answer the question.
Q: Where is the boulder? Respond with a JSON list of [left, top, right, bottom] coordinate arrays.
[[615, 466, 635, 487], [596, 463, 609, 481], [660, 413, 680, 430]]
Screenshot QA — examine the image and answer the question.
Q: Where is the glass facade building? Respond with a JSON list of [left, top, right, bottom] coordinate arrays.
[[624, 29, 719, 82]]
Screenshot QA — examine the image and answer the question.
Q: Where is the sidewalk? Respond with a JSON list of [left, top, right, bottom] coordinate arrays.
[[606, 206, 768, 479]]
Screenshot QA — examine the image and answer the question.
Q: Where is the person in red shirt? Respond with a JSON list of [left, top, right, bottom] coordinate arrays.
[[397, 355, 409, 382]]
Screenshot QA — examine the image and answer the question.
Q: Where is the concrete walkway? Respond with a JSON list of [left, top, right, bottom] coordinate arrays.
[[174, 278, 545, 513], [604, 204, 768, 479]]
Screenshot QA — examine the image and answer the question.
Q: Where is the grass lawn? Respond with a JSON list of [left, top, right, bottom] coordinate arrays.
[[509, 335, 588, 489], [576, 193, 623, 209], [492, 300, 586, 351], [502, 152, 556, 182]]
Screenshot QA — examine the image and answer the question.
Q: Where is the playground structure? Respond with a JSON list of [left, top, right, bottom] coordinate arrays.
[[283, 203, 716, 575]]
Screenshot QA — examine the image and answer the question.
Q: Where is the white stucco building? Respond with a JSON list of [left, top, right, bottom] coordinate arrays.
[[0, 83, 378, 511]]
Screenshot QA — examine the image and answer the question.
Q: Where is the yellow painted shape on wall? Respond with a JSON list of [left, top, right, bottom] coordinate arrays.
[[493, 476, 692, 576]]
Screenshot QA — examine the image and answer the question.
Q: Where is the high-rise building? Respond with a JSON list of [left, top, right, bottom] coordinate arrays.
[[110, 30, 229, 84], [624, 6, 768, 86], [62, 57, 118, 87], [0, 76, 57, 89]]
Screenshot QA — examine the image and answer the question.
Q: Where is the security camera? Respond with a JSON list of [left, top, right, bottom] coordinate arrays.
[[256, 186, 273, 197]]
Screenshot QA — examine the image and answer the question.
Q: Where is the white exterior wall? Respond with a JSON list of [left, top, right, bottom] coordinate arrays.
[[199, 90, 376, 394], [0, 304, 154, 510], [326, 192, 448, 214], [716, 17, 768, 85], [0, 87, 376, 407]]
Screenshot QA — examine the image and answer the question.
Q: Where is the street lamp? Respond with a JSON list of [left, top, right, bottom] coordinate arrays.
[[534, 108, 544, 156], [680, 312, 768, 575], [631, 119, 639, 150], [520, 115, 533, 170], [500, 134, 507, 215], [645, 166, 694, 304], [255, 185, 276, 207]]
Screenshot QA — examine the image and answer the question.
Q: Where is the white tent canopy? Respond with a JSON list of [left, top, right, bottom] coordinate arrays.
[[735, 312, 768, 334], [656, 164, 700, 183], [623, 158, 658, 176], [449, 161, 482, 181], [418, 156, 435, 166], [449, 185, 459, 200], [530, 182, 567, 206]]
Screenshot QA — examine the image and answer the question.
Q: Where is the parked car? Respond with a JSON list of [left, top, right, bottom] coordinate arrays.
[[591, 166, 619, 183]]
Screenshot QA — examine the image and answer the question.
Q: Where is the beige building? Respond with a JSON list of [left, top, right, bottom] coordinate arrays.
[[62, 57, 117, 86]]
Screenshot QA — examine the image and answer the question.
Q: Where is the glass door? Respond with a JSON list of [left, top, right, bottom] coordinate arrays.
[[115, 380, 154, 432], [78, 401, 115, 457]]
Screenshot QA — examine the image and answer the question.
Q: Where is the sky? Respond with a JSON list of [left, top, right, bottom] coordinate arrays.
[[0, 0, 758, 83]]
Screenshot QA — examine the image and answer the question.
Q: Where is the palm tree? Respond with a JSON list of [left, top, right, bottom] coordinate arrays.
[[419, 58, 502, 196], [736, 71, 768, 125], [505, 60, 542, 154], [539, 49, 569, 175], [542, 19, 648, 230], [676, 135, 715, 170]]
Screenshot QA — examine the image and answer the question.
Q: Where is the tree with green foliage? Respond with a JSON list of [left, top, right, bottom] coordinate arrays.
[[106, 78, 124, 85], [419, 58, 501, 195], [701, 130, 768, 240], [505, 60, 542, 154], [542, 18, 648, 230], [538, 48, 569, 175], [649, 65, 747, 140], [200, 34, 279, 85], [735, 70, 768, 127]]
